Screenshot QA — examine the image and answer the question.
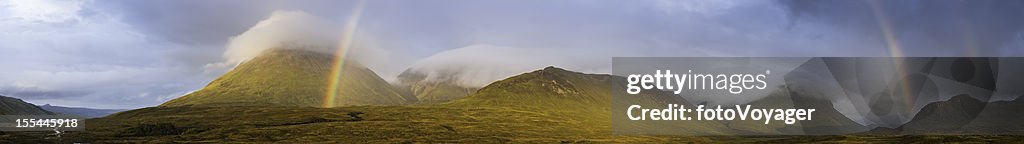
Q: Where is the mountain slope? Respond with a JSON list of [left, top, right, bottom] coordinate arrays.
[[396, 69, 478, 103], [896, 95, 1024, 134], [0, 95, 53, 115], [38, 104, 124, 118], [446, 66, 730, 135], [161, 48, 410, 107], [445, 66, 612, 108]]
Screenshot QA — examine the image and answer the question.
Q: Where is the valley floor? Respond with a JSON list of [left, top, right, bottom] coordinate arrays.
[[2, 105, 1023, 143]]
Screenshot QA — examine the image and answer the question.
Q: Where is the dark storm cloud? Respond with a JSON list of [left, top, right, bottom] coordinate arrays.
[[91, 0, 362, 45], [778, 0, 1024, 56], [91, 1, 264, 45]]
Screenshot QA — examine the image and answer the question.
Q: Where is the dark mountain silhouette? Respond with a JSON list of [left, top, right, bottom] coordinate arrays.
[[896, 95, 1024, 134], [0, 95, 53, 115]]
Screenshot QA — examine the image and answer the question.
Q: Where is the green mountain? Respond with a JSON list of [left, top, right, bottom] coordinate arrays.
[[161, 48, 411, 107], [445, 66, 612, 108], [396, 69, 477, 103], [446, 66, 730, 135], [0, 95, 53, 115]]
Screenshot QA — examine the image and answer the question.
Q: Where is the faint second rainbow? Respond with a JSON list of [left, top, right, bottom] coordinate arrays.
[[868, 0, 914, 112]]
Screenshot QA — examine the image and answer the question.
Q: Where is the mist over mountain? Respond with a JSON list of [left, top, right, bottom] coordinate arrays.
[[396, 69, 477, 103], [162, 49, 411, 107], [222, 11, 339, 64], [401, 45, 610, 88], [204, 10, 389, 81], [392, 44, 615, 103]]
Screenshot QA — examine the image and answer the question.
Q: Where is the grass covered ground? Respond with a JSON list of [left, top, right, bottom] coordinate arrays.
[[2, 105, 1023, 143]]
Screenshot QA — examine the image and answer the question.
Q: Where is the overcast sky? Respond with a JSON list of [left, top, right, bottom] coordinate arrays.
[[1, 0, 1022, 109]]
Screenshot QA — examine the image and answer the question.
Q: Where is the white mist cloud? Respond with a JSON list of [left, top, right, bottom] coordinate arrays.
[[1, 0, 85, 23], [223, 10, 340, 64], [216, 9, 390, 74], [403, 44, 611, 87]]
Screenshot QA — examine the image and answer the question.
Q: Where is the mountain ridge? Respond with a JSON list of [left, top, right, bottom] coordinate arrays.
[[38, 104, 124, 118], [396, 69, 478, 103], [161, 48, 410, 107], [0, 95, 54, 115], [894, 94, 1024, 134]]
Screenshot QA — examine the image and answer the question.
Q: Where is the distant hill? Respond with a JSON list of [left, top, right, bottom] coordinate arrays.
[[445, 66, 613, 108], [446, 66, 731, 135], [38, 104, 124, 118], [161, 48, 411, 107], [895, 95, 1024, 134], [0, 95, 53, 115], [396, 69, 478, 103]]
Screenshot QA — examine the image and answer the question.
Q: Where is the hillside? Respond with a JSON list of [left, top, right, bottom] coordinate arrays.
[[896, 95, 1024, 134], [38, 104, 124, 118], [445, 66, 613, 108], [446, 66, 730, 135], [0, 95, 53, 115], [161, 48, 411, 107], [396, 69, 478, 103]]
